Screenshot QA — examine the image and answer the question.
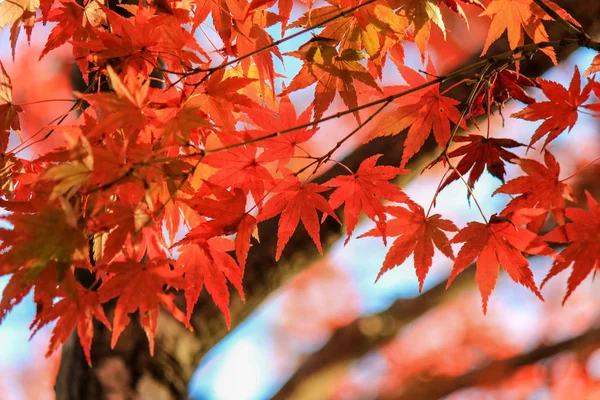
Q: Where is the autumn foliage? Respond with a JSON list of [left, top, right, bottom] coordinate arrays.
[[0, 0, 599, 372]]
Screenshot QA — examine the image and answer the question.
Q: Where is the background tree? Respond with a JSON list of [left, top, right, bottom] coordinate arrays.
[[0, 0, 600, 399]]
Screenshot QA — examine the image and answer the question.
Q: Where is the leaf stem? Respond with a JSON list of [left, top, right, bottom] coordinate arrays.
[[201, 39, 572, 156], [560, 155, 600, 182], [16, 99, 78, 106], [294, 99, 393, 178], [426, 168, 451, 218], [445, 154, 488, 224]]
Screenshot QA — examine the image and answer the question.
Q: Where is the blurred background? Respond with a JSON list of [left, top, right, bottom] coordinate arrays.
[[1, 1, 600, 399]]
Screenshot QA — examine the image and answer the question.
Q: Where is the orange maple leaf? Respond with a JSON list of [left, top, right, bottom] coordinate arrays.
[[82, 65, 151, 137], [258, 173, 340, 260], [250, 95, 315, 168], [30, 282, 110, 366], [180, 183, 257, 270], [368, 61, 463, 167], [176, 240, 245, 328], [203, 146, 274, 205], [447, 214, 558, 313], [98, 258, 189, 354], [584, 53, 600, 77], [542, 192, 600, 303], [360, 203, 458, 291], [494, 150, 574, 232], [511, 66, 595, 149], [324, 155, 412, 244], [481, 0, 554, 63]]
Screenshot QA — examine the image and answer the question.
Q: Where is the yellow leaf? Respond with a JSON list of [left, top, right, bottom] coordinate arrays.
[[361, 24, 381, 58], [44, 162, 92, 200], [0, 0, 40, 56]]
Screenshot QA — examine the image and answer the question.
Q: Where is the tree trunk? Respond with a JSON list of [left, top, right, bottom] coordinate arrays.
[[55, 1, 600, 398]]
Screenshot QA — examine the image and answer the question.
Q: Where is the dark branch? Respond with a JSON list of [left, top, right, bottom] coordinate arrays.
[[382, 325, 600, 400]]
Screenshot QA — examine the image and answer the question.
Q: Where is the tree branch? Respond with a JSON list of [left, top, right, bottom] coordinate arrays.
[[381, 325, 600, 400], [271, 268, 476, 399]]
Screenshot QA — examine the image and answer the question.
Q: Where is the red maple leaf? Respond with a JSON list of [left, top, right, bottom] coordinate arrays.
[[203, 146, 274, 205], [180, 183, 256, 270], [82, 65, 151, 137], [440, 134, 526, 193], [511, 66, 594, 149], [368, 61, 463, 167], [90, 201, 152, 265], [468, 69, 539, 119], [39, 0, 92, 60], [542, 191, 600, 303], [360, 203, 458, 291], [258, 173, 340, 260], [0, 61, 22, 153], [190, 69, 260, 129], [447, 214, 558, 313], [494, 150, 574, 232], [98, 258, 189, 354], [176, 240, 245, 328], [250, 95, 315, 168], [324, 155, 411, 244], [30, 281, 110, 366]]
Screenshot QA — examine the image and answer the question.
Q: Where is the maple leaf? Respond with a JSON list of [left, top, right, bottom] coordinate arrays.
[[494, 150, 574, 232], [176, 240, 245, 328], [258, 173, 340, 260], [42, 133, 94, 200], [191, 69, 260, 129], [324, 155, 412, 244], [98, 258, 189, 354], [40, 0, 94, 60], [30, 282, 110, 366], [155, 95, 213, 146], [228, 9, 284, 94], [0, 61, 22, 153], [283, 41, 380, 123], [439, 134, 526, 193], [0, 202, 87, 279], [447, 214, 557, 313], [0, 0, 39, 57], [203, 146, 274, 205], [82, 65, 151, 136], [180, 183, 257, 270], [468, 69, 540, 119], [480, 0, 558, 63], [368, 61, 463, 166], [359, 203, 458, 291], [541, 192, 600, 303], [511, 66, 594, 149], [584, 53, 600, 77], [289, 1, 408, 68], [249, 94, 315, 168], [80, 6, 201, 73]]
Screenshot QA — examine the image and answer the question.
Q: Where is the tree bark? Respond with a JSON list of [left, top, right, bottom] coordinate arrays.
[[55, 1, 600, 398], [271, 268, 477, 400]]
